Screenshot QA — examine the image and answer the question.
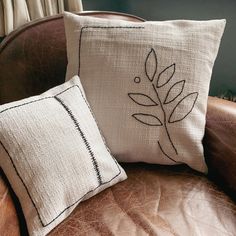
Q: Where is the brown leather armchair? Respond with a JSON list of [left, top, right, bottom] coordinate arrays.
[[0, 12, 235, 236]]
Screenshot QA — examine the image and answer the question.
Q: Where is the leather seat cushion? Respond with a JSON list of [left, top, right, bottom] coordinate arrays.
[[49, 164, 236, 236], [1, 164, 236, 235]]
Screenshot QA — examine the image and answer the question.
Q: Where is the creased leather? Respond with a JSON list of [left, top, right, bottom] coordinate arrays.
[[0, 175, 20, 236], [1, 164, 236, 235], [0, 164, 236, 235], [204, 96, 236, 201], [49, 164, 236, 236]]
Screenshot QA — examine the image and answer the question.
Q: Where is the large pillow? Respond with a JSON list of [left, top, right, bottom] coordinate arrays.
[[0, 76, 127, 236], [64, 12, 226, 173]]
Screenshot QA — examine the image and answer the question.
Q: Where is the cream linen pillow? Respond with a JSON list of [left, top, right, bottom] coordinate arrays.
[[0, 76, 127, 236], [64, 12, 226, 173]]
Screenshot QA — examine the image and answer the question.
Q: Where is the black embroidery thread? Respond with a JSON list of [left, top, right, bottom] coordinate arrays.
[[157, 141, 181, 163], [128, 48, 199, 162], [78, 26, 144, 76], [54, 96, 102, 186], [132, 113, 163, 126], [152, 84, 178, 155], [128, 93, 158, 106], [168, 92, 198, 123], [75, 85, 118, 161], [157, 63, 175, 88], [0, 96, 52, 114], [145, 48, 157, 82], [0, 85, 121, 227], [164, 80, 185, 105]]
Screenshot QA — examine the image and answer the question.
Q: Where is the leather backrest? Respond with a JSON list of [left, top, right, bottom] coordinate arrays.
[[0, 11, 144, 105]]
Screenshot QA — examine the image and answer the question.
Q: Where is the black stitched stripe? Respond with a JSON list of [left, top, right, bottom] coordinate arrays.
[[0, 85, 121, 227], [0, 96, 53, 114], [0, 84, 115, 162], [54, 96, 102, 186], [76, 86, 121, 171]]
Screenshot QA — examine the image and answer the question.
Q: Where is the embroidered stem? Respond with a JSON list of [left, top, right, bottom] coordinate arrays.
[[152, 84, 178, 155], [158, 141, 177, 163]]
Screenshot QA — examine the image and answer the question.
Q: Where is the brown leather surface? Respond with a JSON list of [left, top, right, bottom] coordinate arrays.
[[1, 164, 236, 236], [0, 175, 20, 236], [204, 97, 236, 201], [49, 164, 236, 236]]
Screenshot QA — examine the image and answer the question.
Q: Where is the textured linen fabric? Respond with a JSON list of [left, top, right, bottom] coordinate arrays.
[[0, 76, 127, 236], [64, 12, 226, 173]]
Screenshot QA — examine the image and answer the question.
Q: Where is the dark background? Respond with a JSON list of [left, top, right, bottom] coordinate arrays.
[[83, 0, 236, 96]]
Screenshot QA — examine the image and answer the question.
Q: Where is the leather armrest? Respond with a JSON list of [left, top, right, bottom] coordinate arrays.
[[0, 174, 20, 235], [204, 96, 236, 200]]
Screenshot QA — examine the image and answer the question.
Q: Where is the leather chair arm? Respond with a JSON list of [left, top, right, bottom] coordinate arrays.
[[0, 173, 20, 235], [204, 96, 236, 200]]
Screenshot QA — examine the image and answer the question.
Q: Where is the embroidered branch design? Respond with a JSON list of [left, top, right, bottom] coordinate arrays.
[[128, 48, 198, 162]]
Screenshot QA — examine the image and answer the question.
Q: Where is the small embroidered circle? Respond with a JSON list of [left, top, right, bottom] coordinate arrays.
[[134, 77, 141, 83]]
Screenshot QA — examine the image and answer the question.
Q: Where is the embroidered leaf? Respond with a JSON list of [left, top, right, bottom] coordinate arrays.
[[164, 80, 185, 104], [128, 93, 158, 106], [168, 92, 198, 123], [145, 48, 157, 82], [132, 113, 163, 126], [157, 63, 175, 88]]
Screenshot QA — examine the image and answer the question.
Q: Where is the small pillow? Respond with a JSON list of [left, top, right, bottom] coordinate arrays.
[[64, 12, 226, 173], [0, 76, 127, 236]]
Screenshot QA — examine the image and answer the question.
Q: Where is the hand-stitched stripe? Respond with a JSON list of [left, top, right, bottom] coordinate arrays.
[[0, 85, 121, 227], [0, 96, 53, 114], [0, 84, 119, 165], [54, 96, 102, 186], [75, 85, 120, 170]]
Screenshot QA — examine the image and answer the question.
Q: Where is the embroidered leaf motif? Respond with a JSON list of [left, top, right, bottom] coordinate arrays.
[[128, 93, 158, 106], [164, 80, 185, 104], [168, 92, 198, 123], [157, 63, 175, 88], [132, 113, 163, 126], [145, 48, 157, 82]]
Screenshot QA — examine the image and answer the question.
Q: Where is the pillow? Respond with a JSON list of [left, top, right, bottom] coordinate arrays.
[[64, 12, 226, 173], [0, 76, 127, 236]]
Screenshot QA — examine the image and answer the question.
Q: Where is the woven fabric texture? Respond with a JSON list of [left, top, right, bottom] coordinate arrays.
[[64, 12, 226, 173], [0, 76, 127, 236]]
